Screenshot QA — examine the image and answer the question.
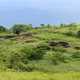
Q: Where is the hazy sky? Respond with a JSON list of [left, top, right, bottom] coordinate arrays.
[[0, 0, 80, 27]]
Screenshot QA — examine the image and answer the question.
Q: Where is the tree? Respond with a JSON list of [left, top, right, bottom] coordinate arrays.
[[60, 24, 65, 27], [46, 24, 52, 28], [40, 24, 52, 29], [60, 23, 77, 27], [0, 25, 7, 32], [40, 24, 45, 27], [12, 24, 23, 35], [11, 24, 33, 35]]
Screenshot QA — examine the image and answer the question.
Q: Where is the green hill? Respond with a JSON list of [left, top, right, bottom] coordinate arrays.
[[0, 24, 80, 73]]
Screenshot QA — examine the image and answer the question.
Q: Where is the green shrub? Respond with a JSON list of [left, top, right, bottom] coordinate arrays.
[[45, 51, 72, 65], [21, 46, 46, 60], [7, 52, 28, 70], [0, 25, 7, 32], [72, 52, 80, 60], [52, 47, 67, 52], [77, 31, 80, 37], [11, 24, 33, 35], [36, 43, 50, 51], [64, 31, 75, 36]]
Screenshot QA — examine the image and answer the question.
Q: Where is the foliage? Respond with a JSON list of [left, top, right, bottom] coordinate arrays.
[[0, 23, 80, 73], [11, 24, 33, 34], [0, 25, 7, 32], [0, 72, 80, 80], [21, 45, 46, 60], [77, 30, 80, 37]]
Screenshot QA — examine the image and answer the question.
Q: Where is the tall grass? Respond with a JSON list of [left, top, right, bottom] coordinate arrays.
[[0, 72, 80, 80]]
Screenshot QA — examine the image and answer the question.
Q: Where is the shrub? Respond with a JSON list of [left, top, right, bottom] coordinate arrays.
[[11, 24, 33, 35], [64, 31, 74, 36], [52, 47, 67, 52], [21, 45, 46, 60], [37, 43, 50, 51], [72, 52, 80, 59], [0, 25, 7, 32], [77, 31, 80, 37], [45, 51, 72, 65], [7, 52, 28, 70], [5, 44, 47, 71]]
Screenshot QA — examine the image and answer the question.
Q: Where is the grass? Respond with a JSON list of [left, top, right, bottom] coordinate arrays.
[[0, 71, 80, 80], [0, 27, 80, 72], [0, 25, 80, 79]]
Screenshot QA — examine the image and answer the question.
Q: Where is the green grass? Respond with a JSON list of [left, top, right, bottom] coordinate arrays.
[[0, 72, 80, 80], [0, 25, 80, 79], [0, 27, 80, 72]]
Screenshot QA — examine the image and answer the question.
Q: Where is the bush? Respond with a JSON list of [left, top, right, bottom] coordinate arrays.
[[21, 46, 46, 60], [2, 43, 47, 71], [72, 52, 80, 59], [11, 24, 33, 35], [52, 47, 67, 52], [45, 51, 72, 65], [77, 31, 80, 37], [7, 52, 28, 70], [64, 31, 74, 36], [0, 25, 7, 32], [37, 43, 50, 51]]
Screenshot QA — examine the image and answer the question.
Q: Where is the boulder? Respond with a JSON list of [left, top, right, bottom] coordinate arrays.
[[74, 46, 80, 50], [57, 41, 70, 48], [48, 41, 58, 47], [48, 40, 70, 48]]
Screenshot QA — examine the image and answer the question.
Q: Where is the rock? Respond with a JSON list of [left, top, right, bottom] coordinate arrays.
[[48, 40, 70, 48], [57, 41, 70, 48], [48, 41, 58, 47], [74, 46, 80, 50]]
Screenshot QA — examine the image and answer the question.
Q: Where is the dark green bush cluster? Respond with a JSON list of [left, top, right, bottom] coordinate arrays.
[[21, 45, 47, 60], [0, 25, 7, 32], [64, 31, 74, 36], [0, 41, 80, 72], [76, 31, 80, 38], [11, 24, 33, 35], [72, 52, 80, 60], [64, 30, 80, 38], [0, 42, 80, 72], [5, 44, 47, 71]]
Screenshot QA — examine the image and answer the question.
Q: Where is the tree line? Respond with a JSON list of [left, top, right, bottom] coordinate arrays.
[[0, 23, 78, 35]]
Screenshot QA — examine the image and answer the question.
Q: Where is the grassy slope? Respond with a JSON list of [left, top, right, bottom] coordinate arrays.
[[0, 72, 80, 80], [0, 26, 80, 79]]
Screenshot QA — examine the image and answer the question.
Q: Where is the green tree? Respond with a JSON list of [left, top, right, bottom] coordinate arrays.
[[11, 24, 33, 35], [0, 25, 7, 32], [40, 24, 45, 27]]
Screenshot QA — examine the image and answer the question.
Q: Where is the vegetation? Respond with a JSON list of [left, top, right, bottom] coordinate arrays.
[[0, 72, 80, 80], [0, 23, 80, 79], [0, 25, 7, 33], [11, 24, 33, 35]]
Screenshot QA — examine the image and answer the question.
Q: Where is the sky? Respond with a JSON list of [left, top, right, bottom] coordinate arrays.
[[0, 0, 80, 27]]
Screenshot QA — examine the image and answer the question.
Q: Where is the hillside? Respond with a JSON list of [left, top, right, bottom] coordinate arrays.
[[0, 24, 80, 72], [0, 24, 80, 79]]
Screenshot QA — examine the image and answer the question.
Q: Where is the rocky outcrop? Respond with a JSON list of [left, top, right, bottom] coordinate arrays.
[[48, 40, 70, 48]]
